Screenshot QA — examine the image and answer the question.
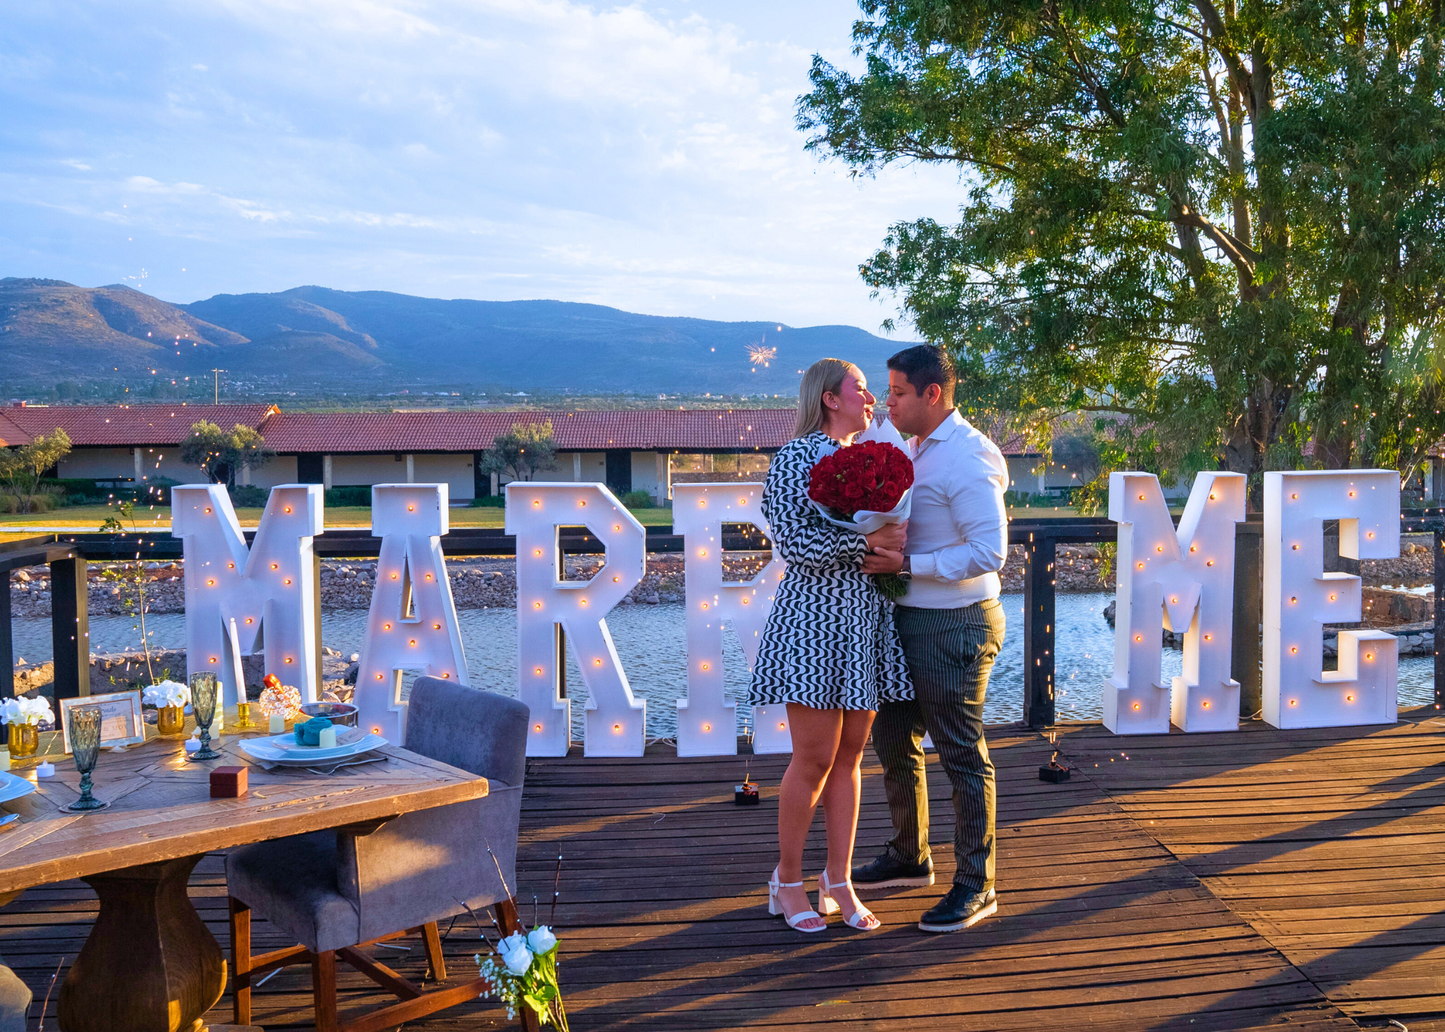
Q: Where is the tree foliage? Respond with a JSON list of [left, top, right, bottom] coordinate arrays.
[[481, 421, 558, 483], [799, 0, 1445, 500], [0, 428, 71, 513], [180, 421, 272, 487]]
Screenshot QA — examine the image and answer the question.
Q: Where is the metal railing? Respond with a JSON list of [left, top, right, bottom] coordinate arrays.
[[3, 512, 1442, 726]]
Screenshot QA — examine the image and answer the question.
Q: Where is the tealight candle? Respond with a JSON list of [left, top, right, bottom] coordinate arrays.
[[184, 738, 201, 754], [268, 713, 285, 734], [317, 727, 337, 749], [35, 762, 54, 778]]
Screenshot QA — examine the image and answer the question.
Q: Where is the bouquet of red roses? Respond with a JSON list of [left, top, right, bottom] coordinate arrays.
[[808, 441, 914, 522], [807, 435, 915, 599]]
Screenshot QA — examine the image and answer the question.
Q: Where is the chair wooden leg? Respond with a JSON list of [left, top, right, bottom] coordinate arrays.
[[494, 899, 541, 1032], [229, 897, 252, 1026], [312, 949, 339, 1032], [421, 921, 446, 982]]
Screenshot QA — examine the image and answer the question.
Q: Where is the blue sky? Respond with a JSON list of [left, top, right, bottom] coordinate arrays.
[[0, 1, 963, 333]]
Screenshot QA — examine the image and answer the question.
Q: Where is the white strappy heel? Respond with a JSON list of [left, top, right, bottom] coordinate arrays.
[[818, 870, 881, 931], [768, 867, 827, 933]]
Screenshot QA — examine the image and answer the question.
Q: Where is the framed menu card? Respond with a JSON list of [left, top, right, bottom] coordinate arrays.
[[58, 691, 146, 753]]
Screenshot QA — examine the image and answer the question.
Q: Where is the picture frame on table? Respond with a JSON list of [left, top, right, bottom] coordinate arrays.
[[58, 691, 146, 754]]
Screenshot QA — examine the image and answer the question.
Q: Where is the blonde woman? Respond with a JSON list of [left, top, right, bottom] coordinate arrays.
[[751, 357, 912, 933]]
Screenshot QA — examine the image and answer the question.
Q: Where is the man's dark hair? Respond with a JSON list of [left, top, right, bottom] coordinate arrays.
[[887, 344, 956, 401]]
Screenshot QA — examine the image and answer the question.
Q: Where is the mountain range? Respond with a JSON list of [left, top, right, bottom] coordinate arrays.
[[0, 278, 905, 395]]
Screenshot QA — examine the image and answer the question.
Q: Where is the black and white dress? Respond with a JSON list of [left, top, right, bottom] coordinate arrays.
[[750, 431, 913, 711]]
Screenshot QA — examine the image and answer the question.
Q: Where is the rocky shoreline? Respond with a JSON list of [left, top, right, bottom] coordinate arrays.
[[6, 540, 1437, 617], [13, 645, 358, 704]]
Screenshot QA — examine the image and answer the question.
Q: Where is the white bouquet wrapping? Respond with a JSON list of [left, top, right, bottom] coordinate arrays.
[[807, 417, 914, 535], [805, 417, 916, 600]]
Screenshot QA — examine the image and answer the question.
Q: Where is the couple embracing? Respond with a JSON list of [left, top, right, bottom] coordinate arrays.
[[750, 344, 1009, 934]]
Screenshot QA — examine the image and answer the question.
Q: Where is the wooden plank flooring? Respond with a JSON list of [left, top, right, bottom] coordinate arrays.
[[8, 711, 1445, 1029], [1068, 704, 1445, 1028]]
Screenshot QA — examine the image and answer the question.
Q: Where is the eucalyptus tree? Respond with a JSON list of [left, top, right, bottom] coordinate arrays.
[[800, 0, 1445, 498]]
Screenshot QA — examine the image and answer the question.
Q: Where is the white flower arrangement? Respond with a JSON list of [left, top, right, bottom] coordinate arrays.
[[0, 696, 54, 727], [475, 924, 565, 1028], [142, 680, 190, 708]]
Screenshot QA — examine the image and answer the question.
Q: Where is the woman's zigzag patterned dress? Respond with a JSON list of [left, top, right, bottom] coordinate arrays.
[[750, 431, 913, 711]]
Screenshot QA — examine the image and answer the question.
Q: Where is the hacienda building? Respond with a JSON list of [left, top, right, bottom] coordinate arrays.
[[1, 403, 1133, 504]]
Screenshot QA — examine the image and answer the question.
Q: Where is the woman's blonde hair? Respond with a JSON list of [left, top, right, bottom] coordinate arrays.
[[794, 358, 856, 439]]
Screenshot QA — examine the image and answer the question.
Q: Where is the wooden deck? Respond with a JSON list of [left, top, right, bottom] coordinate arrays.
[[6, 708, 1445, 1030]]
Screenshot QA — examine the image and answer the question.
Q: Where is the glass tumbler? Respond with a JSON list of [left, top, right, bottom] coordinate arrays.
[[188, 673, 221, 762], [63, 705, 107, 813]]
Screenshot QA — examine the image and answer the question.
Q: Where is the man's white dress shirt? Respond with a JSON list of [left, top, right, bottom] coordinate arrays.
[[899, 411, 1009, 609]]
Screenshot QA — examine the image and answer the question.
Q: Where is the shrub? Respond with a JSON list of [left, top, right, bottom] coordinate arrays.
[[621, 490, 653, 509], [139, 477, 179, 506], [0, 490, 58, 514], [1003, 490, 1060, 508], [469, 495, 505, 508], [228, 485, 269, 508], [39, 478, 105, 502], [324, 486, 372, 507]]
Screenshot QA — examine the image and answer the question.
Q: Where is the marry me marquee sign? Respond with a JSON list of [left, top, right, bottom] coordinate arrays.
[[172, 468, 1405, 756]]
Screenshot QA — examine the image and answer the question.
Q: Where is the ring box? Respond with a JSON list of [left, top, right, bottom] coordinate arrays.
[[734, 781, 759, 805], [211, 766, 248, 798]]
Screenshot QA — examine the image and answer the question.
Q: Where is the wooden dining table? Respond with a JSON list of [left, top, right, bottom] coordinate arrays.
[[0, 715, 489, 1032]]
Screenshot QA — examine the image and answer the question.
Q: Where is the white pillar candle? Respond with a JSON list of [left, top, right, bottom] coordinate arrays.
[[317, 727, 337, 749], [268, 713, 285, 734], [0, 749, 11, 772]]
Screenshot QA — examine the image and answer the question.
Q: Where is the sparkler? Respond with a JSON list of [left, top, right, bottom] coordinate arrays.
[[746, 343, 777, 368]]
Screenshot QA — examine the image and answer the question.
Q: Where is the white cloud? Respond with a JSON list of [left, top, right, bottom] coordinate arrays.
[[0, 0, 964, 333]]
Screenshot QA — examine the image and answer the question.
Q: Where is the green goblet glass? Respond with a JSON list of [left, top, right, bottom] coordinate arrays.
[[188, 673, 221, 762], [63, 705, 108, 813]]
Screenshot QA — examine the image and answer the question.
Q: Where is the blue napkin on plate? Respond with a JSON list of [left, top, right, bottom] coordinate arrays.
[[295, 716, 333, 746]]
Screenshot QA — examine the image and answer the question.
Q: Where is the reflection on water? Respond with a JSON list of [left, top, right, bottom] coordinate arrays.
[[12, 592, 1437, 738]]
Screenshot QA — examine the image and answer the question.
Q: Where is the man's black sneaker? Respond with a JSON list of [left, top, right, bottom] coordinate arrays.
[[918, 885, 997, 933], [851, 853, 935, 890]]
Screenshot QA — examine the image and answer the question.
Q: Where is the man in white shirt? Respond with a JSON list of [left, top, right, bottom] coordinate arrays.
[[853, 344, 1009, 933]]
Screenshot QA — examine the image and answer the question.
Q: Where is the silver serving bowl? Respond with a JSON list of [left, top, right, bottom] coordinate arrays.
[[297, 702, 359, 727]]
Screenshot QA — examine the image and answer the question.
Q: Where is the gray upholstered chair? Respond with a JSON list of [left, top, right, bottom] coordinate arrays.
[[225, 678, 534, 1032], [0, 951, 31, 1032]]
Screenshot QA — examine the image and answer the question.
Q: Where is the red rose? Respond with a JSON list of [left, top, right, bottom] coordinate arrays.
[[807, 441, 914, 518]]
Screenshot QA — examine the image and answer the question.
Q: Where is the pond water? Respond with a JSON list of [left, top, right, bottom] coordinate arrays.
[[12, 592, 1437, 739]]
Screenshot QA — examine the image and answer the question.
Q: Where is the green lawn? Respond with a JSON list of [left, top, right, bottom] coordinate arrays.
[[2, 501, 1094, 533]]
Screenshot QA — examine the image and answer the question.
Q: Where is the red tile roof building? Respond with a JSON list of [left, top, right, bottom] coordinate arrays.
[[0, 412, 30, 448], [4, 404, 278, 447], [3, 403, 1062, 501], [256, 409, 795, 454]]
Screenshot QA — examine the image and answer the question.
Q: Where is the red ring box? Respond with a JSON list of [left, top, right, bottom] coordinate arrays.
[[210, 766, 248, 798]]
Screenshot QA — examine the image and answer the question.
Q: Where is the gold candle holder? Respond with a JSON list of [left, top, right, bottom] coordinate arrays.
[[234, 701, 257, 730], [156, 705, 185, 737], [6, 724, 37, 759]]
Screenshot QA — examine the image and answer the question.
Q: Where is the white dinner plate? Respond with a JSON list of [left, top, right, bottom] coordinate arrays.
[[238, 732, 387, 765], [0, 770, 38, 806]]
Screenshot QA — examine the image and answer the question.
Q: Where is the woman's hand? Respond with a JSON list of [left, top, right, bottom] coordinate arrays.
[[865, 521, 907, 554], [862, 547, 904, 574]]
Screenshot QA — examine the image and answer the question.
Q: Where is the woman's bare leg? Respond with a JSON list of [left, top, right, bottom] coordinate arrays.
[[821, 709, 879, 927], [775, 703, 842, 928]]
